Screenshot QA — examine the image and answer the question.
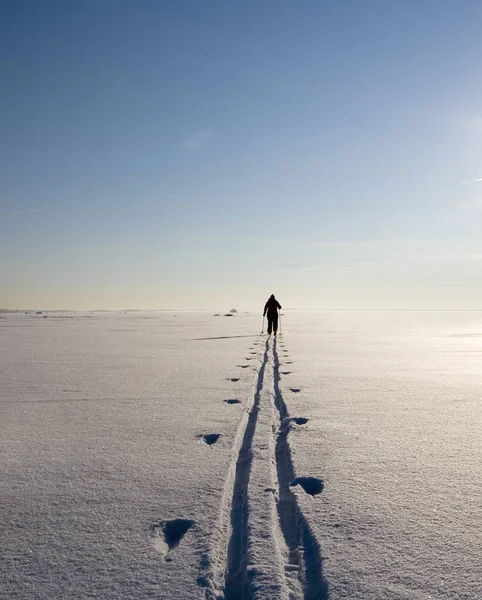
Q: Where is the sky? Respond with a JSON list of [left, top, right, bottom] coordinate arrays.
[[2, 0, 482, 310]]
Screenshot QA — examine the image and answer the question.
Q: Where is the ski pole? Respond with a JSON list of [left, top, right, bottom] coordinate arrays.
[[261, 315, 265, 334]]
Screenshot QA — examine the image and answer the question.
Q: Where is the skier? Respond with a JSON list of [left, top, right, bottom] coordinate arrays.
[[263, 294, 282, 336]]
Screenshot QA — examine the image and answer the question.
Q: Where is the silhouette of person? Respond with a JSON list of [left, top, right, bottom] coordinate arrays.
[[263, 294, 282, 336]]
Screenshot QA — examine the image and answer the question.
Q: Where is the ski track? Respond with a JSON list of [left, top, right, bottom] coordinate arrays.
[[200, 339, 269, 599], [201, 335, 328, 600]]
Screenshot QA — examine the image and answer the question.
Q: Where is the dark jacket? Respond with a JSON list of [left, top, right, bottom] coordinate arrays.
[[264, 297, 281, 318]]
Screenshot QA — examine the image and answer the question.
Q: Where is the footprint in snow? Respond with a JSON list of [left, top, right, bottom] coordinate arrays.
[[237, 365, 249, 369], [199, 433, 221, 445], [224, 399, 241, 405], [290, 477, 324, 496], [150, 519, 195, 559], [249, 352, 257, 355], [291, 417, 309, 425], [290, 388, 301, 393], [280, 371, 292, 375], [228, 378, 240, 382]]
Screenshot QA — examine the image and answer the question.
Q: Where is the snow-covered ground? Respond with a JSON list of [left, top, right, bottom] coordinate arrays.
[[1, 310, 481, 599]]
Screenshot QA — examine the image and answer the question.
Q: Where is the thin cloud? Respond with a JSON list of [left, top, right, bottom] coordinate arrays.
[[12, 208, 42, 216], [183, 130, 213, 150], [281, 253, 411, 274], [282, 267, 322, 273], [461, 178, 482, 185]]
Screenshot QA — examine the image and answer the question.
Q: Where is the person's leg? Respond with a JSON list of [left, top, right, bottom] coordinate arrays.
[[273, 316, 278, 335], [267, 318, 273, 335]]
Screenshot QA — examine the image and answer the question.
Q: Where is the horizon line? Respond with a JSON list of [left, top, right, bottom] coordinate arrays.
[[2, 308, 482, 313]]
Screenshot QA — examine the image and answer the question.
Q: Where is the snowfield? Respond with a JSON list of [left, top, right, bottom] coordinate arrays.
[[1, 310, 481, 599]]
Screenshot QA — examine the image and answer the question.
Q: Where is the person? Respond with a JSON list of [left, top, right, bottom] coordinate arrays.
[[263, 294, 282, 336]]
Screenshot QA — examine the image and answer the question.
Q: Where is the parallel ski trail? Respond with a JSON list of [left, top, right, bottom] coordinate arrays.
[[201, 340, 268, 600], [203, 335, 328, 600], [272, 338, 329, 600], [224, 339, 270, 599]]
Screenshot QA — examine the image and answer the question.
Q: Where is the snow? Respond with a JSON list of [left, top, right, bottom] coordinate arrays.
[[1, 310, 481, 599]]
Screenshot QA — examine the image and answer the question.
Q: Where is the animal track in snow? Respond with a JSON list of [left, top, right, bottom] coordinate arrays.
[[150, 519, 194, 558], [225, 399, 241, 405], [201, 433, 221, 445], [289, 388, 301, 393], [290, 477, 324, 496]]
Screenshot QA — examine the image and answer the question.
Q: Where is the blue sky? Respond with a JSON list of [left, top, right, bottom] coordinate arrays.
[[2, 0, 482, 309]]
